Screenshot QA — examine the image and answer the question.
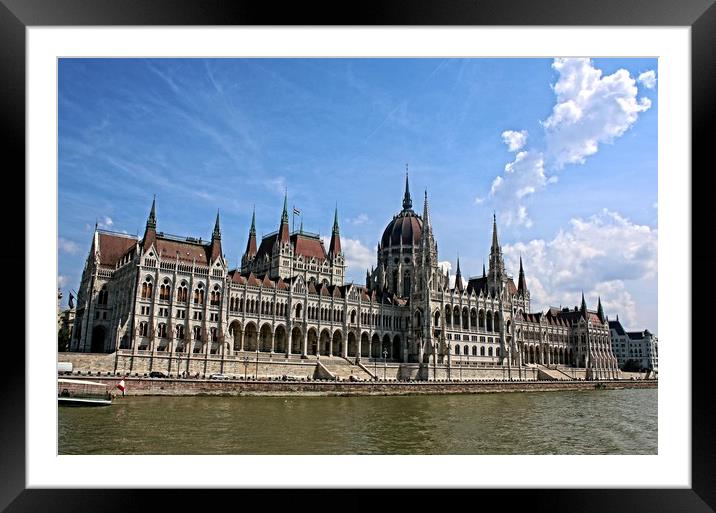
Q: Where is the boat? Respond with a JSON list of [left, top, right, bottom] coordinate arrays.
[[58, 378, 113, 406]]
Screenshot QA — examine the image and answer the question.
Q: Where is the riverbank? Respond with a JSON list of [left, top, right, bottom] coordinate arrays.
[[60, 375, 657, 397]]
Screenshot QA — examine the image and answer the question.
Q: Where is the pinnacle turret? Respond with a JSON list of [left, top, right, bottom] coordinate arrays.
[[402, 168, 412, 210], [329, 205, 342, 257], [212, 210, 221, 240], [517, 255, 528, 295]]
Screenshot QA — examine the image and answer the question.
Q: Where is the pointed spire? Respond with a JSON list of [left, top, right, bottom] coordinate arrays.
[[147, 194, 157, 230], [482, 260, 486, 278], [422, 189, 430, 226], [580, 291, 587, 316], [455, 255, 464, 293], [281, 190, 289, 223], [142, 195, 157, 249], [597, 296, 605, 322], [491, 212, 500, 253], [212, 209, 221, 239], [244, 205, 257, 259], [518, 255, 528, 295], [402, 167, 412, 210], [278, 192, 290, 243], [329, 205, 342, 257], [299, 217, 304, 234]]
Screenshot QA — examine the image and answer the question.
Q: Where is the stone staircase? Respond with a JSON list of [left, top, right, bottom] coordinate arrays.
[[536, 364, 574, 381], [316, 357, 374, 381]]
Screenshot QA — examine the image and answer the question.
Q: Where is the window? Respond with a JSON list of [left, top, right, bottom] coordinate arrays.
[[98, 286, 109, 305], [139, 322, 149, 337], [141, 278, 153, 299], [158, 323, 167, 338], [159, 280, 171, 301], [193, 311, 203, 321], [176, 309, 186, 319], [177, 284, 188, 303], [210, 285, 221, 306], [194, 283, 205, 305]]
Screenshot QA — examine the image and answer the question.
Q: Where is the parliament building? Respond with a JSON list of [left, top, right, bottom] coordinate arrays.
[[69, 174, 621, 381]]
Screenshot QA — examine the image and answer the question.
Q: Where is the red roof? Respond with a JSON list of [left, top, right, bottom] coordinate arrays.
[[156, 236, 211, 264], [294, 234, 327, 261], [97, 232, 137, 267]]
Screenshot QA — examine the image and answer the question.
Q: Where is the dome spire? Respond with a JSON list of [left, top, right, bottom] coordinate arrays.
[[402, 165, 412, 210]]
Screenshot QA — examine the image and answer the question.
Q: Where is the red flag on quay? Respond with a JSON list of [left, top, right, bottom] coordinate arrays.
[[117, 379, 126, 393]]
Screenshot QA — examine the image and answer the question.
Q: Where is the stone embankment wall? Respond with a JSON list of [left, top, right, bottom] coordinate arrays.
[[58, 353, 654, 387], [67, 375, 657, 397]]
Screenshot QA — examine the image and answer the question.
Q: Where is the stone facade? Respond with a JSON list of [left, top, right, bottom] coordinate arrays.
[[609, 318, 658, 372], [69, 174, 622, 380]]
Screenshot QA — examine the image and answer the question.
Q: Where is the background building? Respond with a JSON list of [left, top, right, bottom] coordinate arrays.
[[609, 317, 658, 372]]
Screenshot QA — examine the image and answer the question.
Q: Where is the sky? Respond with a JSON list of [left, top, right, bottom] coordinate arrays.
[[58, 58, 658, 333]]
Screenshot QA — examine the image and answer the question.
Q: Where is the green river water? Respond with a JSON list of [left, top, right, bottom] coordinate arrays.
[[58, 388, 656, 455]]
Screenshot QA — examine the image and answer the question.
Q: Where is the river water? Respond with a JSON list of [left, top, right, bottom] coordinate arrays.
[[58, 388, 656, 455]]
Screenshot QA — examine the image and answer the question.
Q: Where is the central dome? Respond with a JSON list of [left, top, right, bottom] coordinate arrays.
[[381, 211, 423, 248], [380, 171, 423, 248]]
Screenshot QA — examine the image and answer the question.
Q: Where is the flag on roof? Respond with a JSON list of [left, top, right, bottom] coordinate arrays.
[[293, 207, 301, 215]]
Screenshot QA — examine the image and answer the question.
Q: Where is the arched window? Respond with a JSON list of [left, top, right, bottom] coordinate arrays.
[[296, 303, 303, 319], [139, 322, 148, 337], [472, 346, 478, 356], [97, 285, 108, 305], [488, 346, 493, 357], [480, 346, 485, 356], [176, 325, 185, 340], [177, 282, 188, 303], [455, 345, 461, 355], [210, 285, 221, 306], [193, 325, 202, 341], [403, 271, 411, 297], [350, 310, 356, 324], [158, 323, 167, 338], [194, 283, 205, 305]]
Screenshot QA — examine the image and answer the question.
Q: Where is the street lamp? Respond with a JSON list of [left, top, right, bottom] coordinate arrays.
[[374, 349, 378, 380], [242, 356, 249, 381], [383, 349, 388, 381]]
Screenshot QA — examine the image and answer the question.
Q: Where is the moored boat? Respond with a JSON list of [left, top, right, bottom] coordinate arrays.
[[58, 378, 113, 406]]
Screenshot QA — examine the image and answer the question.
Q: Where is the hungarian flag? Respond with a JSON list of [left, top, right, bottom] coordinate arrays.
[[116, 379, 126, 393], [293, 207, 301, 216]]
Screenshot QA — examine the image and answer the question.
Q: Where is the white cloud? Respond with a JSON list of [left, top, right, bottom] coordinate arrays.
[[638, 70, 657, 89], [501, 130, 528, 152], [58, 238, 80, 254], [449, 274, 468, 290], [545, 58, 651, 169], [58, 275, 68, 288], [438, 261, 452, 274], [323, 236, 374, 282], [348, 213, 369, 225], [98, 217, 114, 229], [502, 209, 657, 327], [480, 58, 652, 227]]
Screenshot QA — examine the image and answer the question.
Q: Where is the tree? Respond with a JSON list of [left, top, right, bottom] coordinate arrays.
[[58, 328, 70, 352], [622, 358, 642, 372]]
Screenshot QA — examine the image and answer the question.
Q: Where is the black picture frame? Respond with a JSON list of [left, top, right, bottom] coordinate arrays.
[[2, 0, 713, 511]]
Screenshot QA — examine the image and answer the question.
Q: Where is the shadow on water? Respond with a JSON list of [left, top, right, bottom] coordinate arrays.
[[59, 388, 657, 455]]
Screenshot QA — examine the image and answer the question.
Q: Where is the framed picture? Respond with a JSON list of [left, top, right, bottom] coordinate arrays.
[[5, 0, 713, 510]]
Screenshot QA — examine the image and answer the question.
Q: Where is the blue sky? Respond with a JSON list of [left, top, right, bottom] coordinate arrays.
[[58, 58, 658, 332]]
